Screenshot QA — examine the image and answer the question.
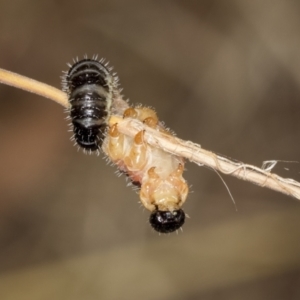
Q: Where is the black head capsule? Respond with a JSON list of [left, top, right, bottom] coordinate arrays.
[[149, 209, 185, 233]]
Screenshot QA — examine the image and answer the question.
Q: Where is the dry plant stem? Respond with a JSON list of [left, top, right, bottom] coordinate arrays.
[[1, 67, 300, 200], [109, 117, 300, 201], [0, 68, 68, 107]]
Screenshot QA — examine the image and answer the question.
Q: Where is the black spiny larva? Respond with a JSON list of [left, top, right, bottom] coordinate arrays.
[[62, 56, 118, 153]]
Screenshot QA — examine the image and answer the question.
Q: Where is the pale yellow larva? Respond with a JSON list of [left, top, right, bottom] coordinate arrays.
[[103, 106, 189, 233]]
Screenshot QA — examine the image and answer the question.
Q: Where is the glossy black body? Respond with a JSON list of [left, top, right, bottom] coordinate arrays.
[[67, 59, 112, 151]]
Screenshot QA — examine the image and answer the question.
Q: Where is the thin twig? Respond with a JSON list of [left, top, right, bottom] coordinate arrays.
[[1, 67, 300, 200], [0, 68, 68, 107], [109, 116, 300, 200]]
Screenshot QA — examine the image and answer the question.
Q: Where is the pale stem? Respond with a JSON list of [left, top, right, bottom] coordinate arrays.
[[0, 68, 68, 107]]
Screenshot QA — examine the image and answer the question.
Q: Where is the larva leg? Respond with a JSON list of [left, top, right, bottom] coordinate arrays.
[[140, 164, 189, 212], [124, 107, 172, 136], [167, 163, 189, 207], [143, 117, 158, 129], [139, 167, 160, 211], [124, 130, 148, 170], [138, 107, 159, 127], [105, 123, 125, 161], [123, 107, 138, 119], [123, 107, 159, 128]]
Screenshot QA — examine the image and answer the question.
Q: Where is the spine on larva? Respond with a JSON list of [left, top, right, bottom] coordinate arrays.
[[63, 58, 117, 152]]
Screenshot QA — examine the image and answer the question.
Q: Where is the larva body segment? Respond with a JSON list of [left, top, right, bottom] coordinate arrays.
[[103, 107, 189, 233], [62, 58, 118, 152]]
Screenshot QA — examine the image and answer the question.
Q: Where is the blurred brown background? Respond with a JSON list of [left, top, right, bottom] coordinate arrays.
[[0, 1, 300, 299]]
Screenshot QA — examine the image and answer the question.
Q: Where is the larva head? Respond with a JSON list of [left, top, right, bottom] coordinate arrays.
[[149, 209, 185, 233]]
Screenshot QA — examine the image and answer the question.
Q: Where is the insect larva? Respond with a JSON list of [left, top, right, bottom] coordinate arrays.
[[62, 57, 118, 152], [103, 107, 189, 233]]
